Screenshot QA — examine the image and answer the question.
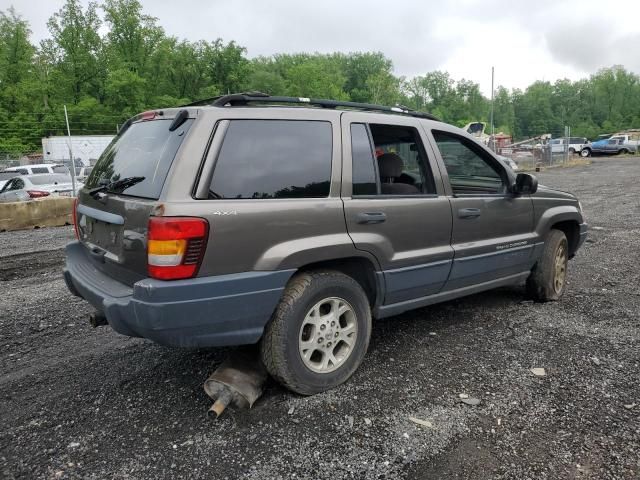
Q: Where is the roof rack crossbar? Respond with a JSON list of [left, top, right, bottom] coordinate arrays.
[[184, 92, 439, 121]]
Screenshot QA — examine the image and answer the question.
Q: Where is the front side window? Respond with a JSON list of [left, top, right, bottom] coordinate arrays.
[[350, 123, 435, 196], [432, 130, 504, 195], [210, 120, 332, 199]]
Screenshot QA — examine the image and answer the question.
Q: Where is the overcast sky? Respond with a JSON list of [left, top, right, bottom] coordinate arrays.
[[4, 0, 640, 95]]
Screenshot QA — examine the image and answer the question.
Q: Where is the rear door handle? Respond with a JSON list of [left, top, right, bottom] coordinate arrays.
[[356, 212, 387, 224], [458, 208, 481, 219]]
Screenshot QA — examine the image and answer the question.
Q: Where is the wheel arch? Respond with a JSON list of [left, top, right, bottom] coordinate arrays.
[[535, 206, 583, 257], [549, 219, 581, 256], [295, 256, 381, 308]]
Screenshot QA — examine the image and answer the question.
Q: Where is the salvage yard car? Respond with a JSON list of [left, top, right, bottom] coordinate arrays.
[[581, 134, 640, 157], [4, 163, 68, 175], [0, 171, 21, 190], [63, 93, 588, 395], [0, 173, 81, 202]]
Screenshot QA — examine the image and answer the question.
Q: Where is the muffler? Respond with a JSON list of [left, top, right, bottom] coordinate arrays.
[[204, 349, 268, 418], [89, 312, 108, 328]]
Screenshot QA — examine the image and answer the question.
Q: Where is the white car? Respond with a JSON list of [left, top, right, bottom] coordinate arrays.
[[0, 173, 83, 202], [0, 171, 21, 191], [3, 163, 68, 175]]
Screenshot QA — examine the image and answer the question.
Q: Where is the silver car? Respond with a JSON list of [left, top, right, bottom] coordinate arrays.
[[0, 173, 82, 202]]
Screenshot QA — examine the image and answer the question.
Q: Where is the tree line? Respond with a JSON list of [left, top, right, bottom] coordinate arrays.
[[1, 0, 639, 155]]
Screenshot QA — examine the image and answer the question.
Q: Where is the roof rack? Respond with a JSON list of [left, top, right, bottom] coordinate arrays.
[[183, 92, 440, 121]]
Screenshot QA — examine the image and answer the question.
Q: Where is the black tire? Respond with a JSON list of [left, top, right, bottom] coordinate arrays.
[[568, 147, 575, 155], [526, 230, 569, 302], [619, 148, 630, 155], [260, 270, 372, 395], [580, 148, 591, 157]]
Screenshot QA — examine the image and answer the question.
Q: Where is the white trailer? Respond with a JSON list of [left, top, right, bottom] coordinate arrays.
[[42, 135, 114, 167]]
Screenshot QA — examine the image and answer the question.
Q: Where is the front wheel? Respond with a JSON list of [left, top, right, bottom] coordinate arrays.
[[580, 148, 591, 157], [260, 270, 372, 395], [526, 230, 569, 302]]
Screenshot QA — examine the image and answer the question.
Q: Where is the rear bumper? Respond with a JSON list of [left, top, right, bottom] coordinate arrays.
[[63, 241, 294, 347]]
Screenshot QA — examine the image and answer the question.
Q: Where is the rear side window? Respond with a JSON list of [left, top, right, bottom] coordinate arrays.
[[86, 119, 193, 199], [351, 123, 378, 195], [31, 167, 49, 174], [210, 120, 332, 199]]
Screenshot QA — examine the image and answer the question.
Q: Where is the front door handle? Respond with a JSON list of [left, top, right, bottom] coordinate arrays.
[[458, 208, 481, 219], [356, 212, 387, 224]]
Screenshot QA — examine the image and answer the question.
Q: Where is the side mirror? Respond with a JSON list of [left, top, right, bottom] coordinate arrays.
[[512, 173, 538, 195]]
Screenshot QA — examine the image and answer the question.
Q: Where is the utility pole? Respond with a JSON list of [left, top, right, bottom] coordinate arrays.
[[64, 105, 77, 196], [490, 66, 495, 151]]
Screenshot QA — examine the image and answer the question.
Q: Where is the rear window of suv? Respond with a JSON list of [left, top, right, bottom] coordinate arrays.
[[209, 120, 332, 199], [85, 118, 193, 199]]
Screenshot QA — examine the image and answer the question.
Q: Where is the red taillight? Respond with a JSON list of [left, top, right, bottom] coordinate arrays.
[[147, 217, 209, 280], [72, 198, 80, 239], [27, 190, 50, 198]]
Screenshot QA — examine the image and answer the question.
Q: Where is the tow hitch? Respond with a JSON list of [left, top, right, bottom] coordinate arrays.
[[204, 349, 268, 418]]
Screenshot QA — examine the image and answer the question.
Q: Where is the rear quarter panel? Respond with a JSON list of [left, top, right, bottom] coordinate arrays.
[[161, 108, 360, 276]]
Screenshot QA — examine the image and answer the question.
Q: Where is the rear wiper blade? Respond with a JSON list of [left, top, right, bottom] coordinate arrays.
[[89, 176, 145, 197]]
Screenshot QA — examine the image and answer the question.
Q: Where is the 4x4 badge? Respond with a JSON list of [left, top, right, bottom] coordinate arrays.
[[212, 211, 237, 216]]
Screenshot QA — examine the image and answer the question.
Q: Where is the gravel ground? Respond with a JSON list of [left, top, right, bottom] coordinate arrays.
[[1, 157, 639, 480]]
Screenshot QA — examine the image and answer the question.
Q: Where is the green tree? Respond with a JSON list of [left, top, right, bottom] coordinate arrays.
[[47, 0, 103, 103]]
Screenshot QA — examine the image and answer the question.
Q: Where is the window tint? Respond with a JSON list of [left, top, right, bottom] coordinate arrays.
[[368, 124, 435, 195], [210, 120, 332, 199], [432, 130, 503, 194], [350, 124, 377, 195], [31, 167, 49, 174], [85, 118, 193, 199], [11, 178, 25, 190], [53, 165, 69, 174]]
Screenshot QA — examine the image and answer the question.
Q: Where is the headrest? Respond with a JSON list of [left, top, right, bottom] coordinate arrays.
[[377, 153, 403, 178]]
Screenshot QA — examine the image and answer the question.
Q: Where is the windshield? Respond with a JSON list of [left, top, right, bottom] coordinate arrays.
[[85, 118, 193, 199], [29, 174, 72, 185]]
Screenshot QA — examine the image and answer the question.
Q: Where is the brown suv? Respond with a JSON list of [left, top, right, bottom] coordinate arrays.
[[64, 93, 587, 394]]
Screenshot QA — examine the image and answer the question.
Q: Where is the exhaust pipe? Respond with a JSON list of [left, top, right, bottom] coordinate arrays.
[[204, 349, 268, 418], [89, 312, 108, 328]]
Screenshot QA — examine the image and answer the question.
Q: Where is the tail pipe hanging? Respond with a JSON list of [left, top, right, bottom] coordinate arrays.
[[204, 349, 268, 418]]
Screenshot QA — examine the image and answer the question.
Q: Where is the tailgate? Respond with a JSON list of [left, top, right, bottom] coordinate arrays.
[[75, 112, 195, 284], [76, 193, 156, 283]]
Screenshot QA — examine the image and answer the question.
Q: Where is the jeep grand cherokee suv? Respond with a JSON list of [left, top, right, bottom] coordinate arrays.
[[64, 93, 587, 395]]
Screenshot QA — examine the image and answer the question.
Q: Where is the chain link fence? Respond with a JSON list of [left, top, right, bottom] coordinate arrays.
[[495, 127, 585, 171]]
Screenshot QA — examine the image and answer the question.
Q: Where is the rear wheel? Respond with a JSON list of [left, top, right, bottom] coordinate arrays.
[[619, 148, 630, 155], [260, 270, 372, 395], [580, 148, 591, 157], [569, 147, 575, 154], [526, 230, 569, 301]]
